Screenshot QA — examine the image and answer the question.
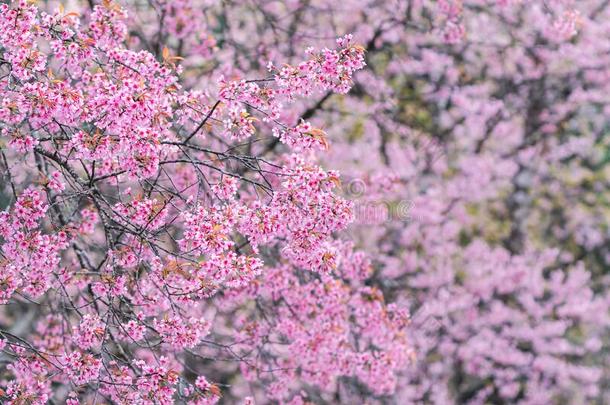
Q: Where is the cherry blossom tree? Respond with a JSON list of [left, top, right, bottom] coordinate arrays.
[[0, 1, 406, 403], [1, 0, 610, 404]]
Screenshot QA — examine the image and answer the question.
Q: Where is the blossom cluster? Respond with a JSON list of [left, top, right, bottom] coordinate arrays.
[[0, 1, 384, 403]]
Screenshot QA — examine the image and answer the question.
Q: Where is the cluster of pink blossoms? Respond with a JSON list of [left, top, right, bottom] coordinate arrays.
[[272, 34, 366, 96], [0, 1, 409, 404]]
